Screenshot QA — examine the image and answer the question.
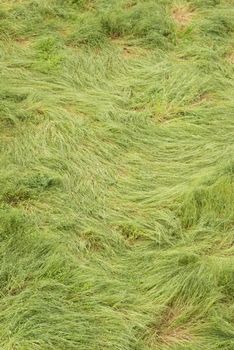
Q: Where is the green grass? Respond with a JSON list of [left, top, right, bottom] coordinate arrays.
[[0, 0, 234, 349]]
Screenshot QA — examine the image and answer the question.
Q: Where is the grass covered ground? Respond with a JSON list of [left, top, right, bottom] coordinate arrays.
[[0, 0, 234, 349]]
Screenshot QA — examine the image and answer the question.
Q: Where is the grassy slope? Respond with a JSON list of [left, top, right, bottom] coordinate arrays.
[[0, 0, 234, 349]]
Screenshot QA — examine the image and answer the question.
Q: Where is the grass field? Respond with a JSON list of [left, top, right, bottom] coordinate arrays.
[[0, 0, 234, 349]]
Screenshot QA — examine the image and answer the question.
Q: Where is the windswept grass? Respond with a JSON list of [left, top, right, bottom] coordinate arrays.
[[0, 0, 234, 349]]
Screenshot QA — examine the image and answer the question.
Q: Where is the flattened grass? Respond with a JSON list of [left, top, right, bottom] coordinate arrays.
[[0, 0, 234, 349]]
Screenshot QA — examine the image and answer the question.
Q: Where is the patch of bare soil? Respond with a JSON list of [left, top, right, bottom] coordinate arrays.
[[172, 6, 195, 28]]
